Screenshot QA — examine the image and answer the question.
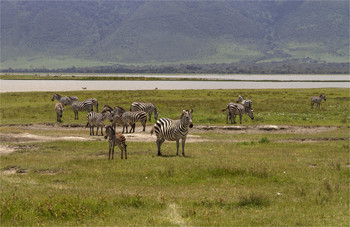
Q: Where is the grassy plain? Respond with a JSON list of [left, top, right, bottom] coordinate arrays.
[[1, 88, 349, 226]]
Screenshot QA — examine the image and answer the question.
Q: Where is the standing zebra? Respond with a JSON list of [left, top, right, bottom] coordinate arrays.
[[54, 102, 64, 122], [222, 103, 254, 124], [102, 105, 127, 131], [151, 109, 193, 156], [120, 111, 147, 133], [130, 102, 159, 121], [85, 98, 99, 112], [86, 110, 111, 136], [104, 125, 127, 160], [311, 94, 326, 109], [52, 94, 77, 106], [236, 95, 252, 108], [71, 100, 93, 120]]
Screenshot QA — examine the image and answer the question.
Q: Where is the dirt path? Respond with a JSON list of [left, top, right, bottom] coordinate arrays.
[[0, 124, 345, 155]]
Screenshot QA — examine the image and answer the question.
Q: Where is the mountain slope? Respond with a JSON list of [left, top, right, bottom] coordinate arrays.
[[1, 0, 349, 70]]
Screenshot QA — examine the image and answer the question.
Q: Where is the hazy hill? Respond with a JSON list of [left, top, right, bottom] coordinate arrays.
[[1, 0, 349, 70]]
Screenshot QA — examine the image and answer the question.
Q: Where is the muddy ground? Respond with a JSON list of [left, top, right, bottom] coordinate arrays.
[[0, 123, 346, 155]]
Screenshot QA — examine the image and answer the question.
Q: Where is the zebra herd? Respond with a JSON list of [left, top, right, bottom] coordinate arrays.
[[51, 93, 326, 158]]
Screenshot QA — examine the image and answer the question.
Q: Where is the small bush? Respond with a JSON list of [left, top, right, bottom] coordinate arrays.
[[258, 137, 270, 144], [237, 193, 269, 208]]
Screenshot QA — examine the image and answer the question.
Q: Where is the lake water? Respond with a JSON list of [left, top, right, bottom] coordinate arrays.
[[1, 79, 349, 92]]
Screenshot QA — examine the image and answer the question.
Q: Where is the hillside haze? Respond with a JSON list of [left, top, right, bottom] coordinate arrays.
[[1, 0, 349, 70]]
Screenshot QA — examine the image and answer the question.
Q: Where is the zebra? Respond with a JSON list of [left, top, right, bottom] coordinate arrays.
[[120, 111, 147, 133], [86, 110, 111, 136], [311, 94, 326, 109], [104, 125, 127, 160], [102, 105, 127, 131], [151, 109, 193, 156], [54, 102, 64, 122], [85, 98, 99, 112], [71, 100, 93, 120], [222, 103, 254, 124], [130, 102, 159, 121], [236, 95, 252, 108], [51, 93, 76, 106]]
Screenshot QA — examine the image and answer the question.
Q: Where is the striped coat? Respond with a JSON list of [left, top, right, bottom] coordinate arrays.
[[121, 111, 147, 133], [104, 125, 127, 160], [236, 95, 252, 108], [52, 94, 76, 106], [54, 102, 64, 122], [311, 94, 326, 109], [130, 102, 158, 121], [71, 100, 93, 120], [86, 110, 110, 136], [222, 103, 254, 124], [151, 109, 193, 156]]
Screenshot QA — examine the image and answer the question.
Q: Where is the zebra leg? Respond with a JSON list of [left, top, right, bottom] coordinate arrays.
[[112, 145, 115, 160], [149, 113, 151, 121], [108, 144, 111, 160], [176, 139, 180, 156], [156, 138, 165, 156], [182, 137, 187, 156], [142, 122, 146, 131], [124, 144, 127, 159], [239, 115, 242, 124], [118, 144, 124, 159]]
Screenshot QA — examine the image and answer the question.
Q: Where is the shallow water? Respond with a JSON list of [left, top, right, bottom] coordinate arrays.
[[1, 79, 348, 92]]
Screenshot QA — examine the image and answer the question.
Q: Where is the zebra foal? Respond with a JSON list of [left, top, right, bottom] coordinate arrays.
[[151, 109, 193, 156], [54, 102, 64, 122], [104, 125, 127, 160], [311, 94, 326, 109], [71, 100, 93, 120], [130, 102, 158, 121]]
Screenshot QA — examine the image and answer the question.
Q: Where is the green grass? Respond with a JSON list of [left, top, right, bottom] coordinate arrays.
[[1, 139, 349, 226], [1, 88, 349, 225], [0, 88, 349, 126]]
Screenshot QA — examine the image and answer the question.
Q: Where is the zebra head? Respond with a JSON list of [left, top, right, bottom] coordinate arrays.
[[154, 108, 159, 120], [320, 94, 326, 101], [236, 95, 244, 103], [52, 93, 60, 101], [181, 109, 194, 128], [247, 108, 254, 120], [104, 125, 115, 139]]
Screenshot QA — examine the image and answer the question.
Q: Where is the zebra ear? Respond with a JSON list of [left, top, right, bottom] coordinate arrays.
[[190, 109, 194, 113]]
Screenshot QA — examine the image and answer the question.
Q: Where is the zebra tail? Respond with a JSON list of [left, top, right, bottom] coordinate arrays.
[[221, 108, 228, 112], [85, 122, 89, 128], [150, 127, 155, 136]]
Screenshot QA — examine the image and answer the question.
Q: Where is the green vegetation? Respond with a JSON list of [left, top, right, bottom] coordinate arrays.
[[1, 88, 349, 225], [1, 135, 349, 225], [1, 1, 349, 70], [1, 88, 349, 126]]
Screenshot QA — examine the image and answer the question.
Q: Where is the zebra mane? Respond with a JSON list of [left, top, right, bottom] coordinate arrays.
[[114, 106, 126, 111], [105, 125, 115, 135]]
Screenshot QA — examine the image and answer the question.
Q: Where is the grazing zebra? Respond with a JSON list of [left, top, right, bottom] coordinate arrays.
[[104, 125, 127, 159], [236, 95, 252, 108], [151, 109, 193, 156], [51, 93, 76, 106], [85, 98, 99, 112], [86, 110, 111, 136], [54, 102, 64, 122], [120, 111, 147, 133], [71, 100, 93, 120], [222, 103, 254, 124], [130, 102, 159, 121], [311, 94, 326, 109]]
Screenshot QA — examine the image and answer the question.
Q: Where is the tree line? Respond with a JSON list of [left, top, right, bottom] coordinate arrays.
[[2, 60, 349, 74]]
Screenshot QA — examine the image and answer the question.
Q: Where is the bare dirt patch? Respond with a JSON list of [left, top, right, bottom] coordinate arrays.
[[0, 124, 346, 155]]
